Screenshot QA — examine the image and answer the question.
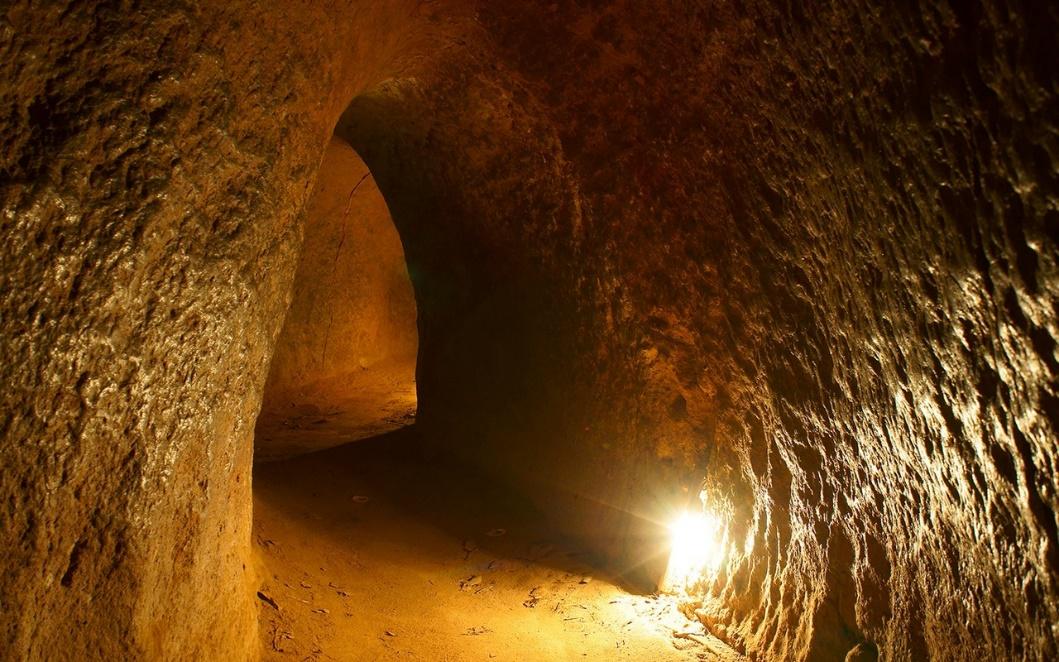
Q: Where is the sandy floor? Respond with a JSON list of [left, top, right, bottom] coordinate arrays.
[[252, 428, 742, 661]]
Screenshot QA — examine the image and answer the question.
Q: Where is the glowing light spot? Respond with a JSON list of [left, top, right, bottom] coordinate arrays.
[[660, 510, 725, 593]]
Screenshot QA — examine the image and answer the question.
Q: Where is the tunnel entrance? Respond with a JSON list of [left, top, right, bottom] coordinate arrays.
[[254, 136, 419, 463]]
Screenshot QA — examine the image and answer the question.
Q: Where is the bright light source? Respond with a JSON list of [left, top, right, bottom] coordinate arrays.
[[660, 509, 725, 593]]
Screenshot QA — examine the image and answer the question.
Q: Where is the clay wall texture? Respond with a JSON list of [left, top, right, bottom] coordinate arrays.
[[0, 2, 455, 659], [1, 1, 1056, 660], [342, 2, 1059, 659]]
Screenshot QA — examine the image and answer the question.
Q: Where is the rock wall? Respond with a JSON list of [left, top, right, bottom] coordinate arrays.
[[0, 2, 458, 659], [341, 1, 1059, 660], [2, 0, 1056, 660], [255, 136, 417, 462]]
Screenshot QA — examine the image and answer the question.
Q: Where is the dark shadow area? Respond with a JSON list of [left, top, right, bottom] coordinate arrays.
[[335, 89, 681, 595], [253, 425, 649, 591]]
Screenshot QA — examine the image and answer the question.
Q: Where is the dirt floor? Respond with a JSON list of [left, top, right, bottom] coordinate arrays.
[[254, 364, 417, 462], [252, 428, 743, 661]]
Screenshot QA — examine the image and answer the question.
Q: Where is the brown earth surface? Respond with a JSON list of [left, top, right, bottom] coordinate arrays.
[[253, 427, 743, 662]]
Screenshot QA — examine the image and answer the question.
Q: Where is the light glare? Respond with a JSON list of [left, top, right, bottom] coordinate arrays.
[[661, 510, 725, 593]]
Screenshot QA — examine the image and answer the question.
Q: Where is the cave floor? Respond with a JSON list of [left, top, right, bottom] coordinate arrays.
[[252, 427, 741, 661], [254, 362, 418, 463]]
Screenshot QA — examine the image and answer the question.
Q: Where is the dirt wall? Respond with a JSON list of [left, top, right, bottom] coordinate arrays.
[[341, 2, 1059, 660], [0, 2, 458, 659]]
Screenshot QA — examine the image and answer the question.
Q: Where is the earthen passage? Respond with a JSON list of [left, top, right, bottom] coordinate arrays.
[[1, 2, 1056, 661]]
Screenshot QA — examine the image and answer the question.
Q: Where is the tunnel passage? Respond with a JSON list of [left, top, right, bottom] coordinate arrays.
[[2, 2, 1058, 661], [254, 137, 418, 462], [249, 107, 706, 661]]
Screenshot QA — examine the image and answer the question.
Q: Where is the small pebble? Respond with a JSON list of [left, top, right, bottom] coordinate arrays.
[[460, 575, 482, 590]]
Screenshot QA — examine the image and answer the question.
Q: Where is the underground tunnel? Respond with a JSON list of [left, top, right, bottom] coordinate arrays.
[[1, 1, 1058, 661]]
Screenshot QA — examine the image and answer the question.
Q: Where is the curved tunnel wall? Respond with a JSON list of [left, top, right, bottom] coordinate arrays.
[[337, 3, 1059, 659], [255, 136, 417, 462], [0, 1, 1056, 661], [0, 2, 460, 659]]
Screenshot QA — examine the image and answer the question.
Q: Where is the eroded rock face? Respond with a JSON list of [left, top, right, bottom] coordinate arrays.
[[341, 2, 1059, 660], [2, 0, 1056, 660], [0, 1, 454, 659], [255, 137, 417, 462]]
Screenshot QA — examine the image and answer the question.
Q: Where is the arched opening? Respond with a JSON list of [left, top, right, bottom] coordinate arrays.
[[247, 92, 694, 659], [253, 136, 418, 463]]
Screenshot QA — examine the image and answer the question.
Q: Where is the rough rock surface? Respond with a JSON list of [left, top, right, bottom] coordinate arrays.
[[341, 2, 1059, 660], [255, 136, 416, 462], [1, 1, 1056, 661], [0, 2, 457, 659]]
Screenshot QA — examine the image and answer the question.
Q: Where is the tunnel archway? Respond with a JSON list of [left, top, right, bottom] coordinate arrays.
[[331, 78, 689, 589], [254, 136, 418, 462], [247, 85, 699, 659]]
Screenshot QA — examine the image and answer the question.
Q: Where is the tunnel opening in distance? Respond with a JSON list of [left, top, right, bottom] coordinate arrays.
[[254, 136, 418, 463]]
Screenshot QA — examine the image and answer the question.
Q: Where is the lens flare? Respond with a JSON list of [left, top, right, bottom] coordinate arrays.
[[660, 510, 725, 593]]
